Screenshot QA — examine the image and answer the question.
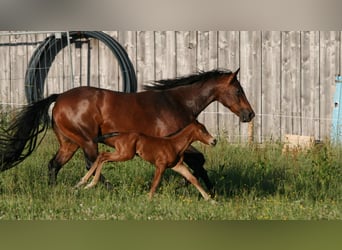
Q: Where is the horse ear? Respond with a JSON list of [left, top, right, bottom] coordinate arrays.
[[233, 68, 240, 77]]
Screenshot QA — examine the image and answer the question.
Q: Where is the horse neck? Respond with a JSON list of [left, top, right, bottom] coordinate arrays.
[[169, 125, 197, 154], [168, 80, 216, 118]]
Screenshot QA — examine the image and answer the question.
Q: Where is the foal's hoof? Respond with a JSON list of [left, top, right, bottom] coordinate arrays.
[[74, 181, 86, 189], [208, 198, 218, 205], [85, 182, 95, 189]]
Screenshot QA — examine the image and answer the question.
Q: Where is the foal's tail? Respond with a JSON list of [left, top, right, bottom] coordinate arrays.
[[0, 94, 59, 171]]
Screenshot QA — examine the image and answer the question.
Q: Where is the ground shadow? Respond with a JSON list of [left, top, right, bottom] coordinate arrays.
[[208, 162, 286, 198]]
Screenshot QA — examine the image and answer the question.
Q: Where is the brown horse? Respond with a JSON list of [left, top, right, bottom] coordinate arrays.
[[75, 120, 217, 200], [0, 69, 254, 195]]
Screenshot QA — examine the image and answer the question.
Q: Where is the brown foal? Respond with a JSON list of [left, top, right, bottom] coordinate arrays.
[[75, 120, 217, 201]]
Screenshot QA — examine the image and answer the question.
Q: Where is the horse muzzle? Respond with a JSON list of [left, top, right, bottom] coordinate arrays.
[[210, 138, 217, 146], [240, 109, 255, 122]]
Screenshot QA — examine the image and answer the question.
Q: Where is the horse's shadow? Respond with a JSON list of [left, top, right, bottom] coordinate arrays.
[[208, 162, 286, 198]]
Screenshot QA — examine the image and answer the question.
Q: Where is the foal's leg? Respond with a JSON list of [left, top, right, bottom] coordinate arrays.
[[75, 156, 101, 188], [172, 163, 212, 201], [148, 165, 166, 200], [86, 150, 135, 189], [183, 146, 214, 196], [83, 148, 112, 189], [76, 148, 135, 189]]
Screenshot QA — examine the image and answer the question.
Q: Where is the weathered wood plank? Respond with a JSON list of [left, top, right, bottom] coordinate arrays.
[[301, 31, 320, 138], [45, 33, 63, 95], [281, 31, 301, 136], [176, 31, 197, 76], [196, 31, 219, 134], [54, 33, 66, 94], [98, 31, 119, 90], [217, 31, 240, 141], [0, 32, 11, 109], [9, 33, 27, 106], [261, 31, 281, 141], [240, 31, 262, 142], [104, 31, 120, 91], [118, 31, 137, 91], [61, 33, 72, 91], [155, 31, 176, 81], [137, 31, 155, 90], [89, 35, 99, 87]]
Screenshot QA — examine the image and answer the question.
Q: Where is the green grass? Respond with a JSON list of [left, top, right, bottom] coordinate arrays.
[[0, 130, 341, 220]]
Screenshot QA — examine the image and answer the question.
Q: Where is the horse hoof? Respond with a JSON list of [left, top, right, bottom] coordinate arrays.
[[209, 188, 216, 199], [208, 199, 218, 205], [103, 180, 114, 190]]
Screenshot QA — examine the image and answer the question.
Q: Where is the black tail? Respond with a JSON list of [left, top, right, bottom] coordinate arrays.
[[0, 94, 59, 171], [94, 132, 120, 143]]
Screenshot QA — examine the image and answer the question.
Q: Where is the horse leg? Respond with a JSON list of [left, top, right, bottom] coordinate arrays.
[[82, 145, 114, 189], [81, 148, 135, 189], [148, 165, 166, 200], [172, 163, 212, 201], [48, 142, 79, 185], [75, 156, 100, 188], [183, 146, 214, 197]]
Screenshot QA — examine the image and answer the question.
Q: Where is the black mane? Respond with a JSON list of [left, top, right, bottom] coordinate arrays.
[[143, 69, 232, 91]]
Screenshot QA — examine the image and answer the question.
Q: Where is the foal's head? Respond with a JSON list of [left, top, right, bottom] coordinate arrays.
[[190, 121, 217, 146], [215, 68, 255, 122]]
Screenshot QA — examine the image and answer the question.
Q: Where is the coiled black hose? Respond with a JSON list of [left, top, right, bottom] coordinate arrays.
[[24, 31, 137, 103]]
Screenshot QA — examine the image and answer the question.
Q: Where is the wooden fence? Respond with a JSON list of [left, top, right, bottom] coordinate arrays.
[[0, 31, 341, 142]]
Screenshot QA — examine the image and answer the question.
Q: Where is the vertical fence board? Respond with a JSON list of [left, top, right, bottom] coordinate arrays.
[[240, 31, 262, 142], [89, 36, 99, 87], [9, 33, 27, 106], [98, 31, 119, 90], [155, 31, 176, 81], [0, 32, 11, 110], [217, 31, 240, 141], [197, 31, 219, 134], [281, 31, 301, 136], [261, 31, 281, 141], [137, 31, 155, 90], [61, 34, 73, 91], [105, 31, 120, 91], [46, 34, 62, 95], [301, 31, 320, 138], [118, 31, 137, 91], [176, 31, 197, 76], [54, 35, 66, 93]]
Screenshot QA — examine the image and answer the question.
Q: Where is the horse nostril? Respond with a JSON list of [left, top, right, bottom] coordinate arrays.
[[211, 138, 217, 146], [241, 110, 255, 122]]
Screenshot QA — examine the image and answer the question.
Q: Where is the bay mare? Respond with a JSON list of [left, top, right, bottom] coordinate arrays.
[[0, 68, 255, 196]]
